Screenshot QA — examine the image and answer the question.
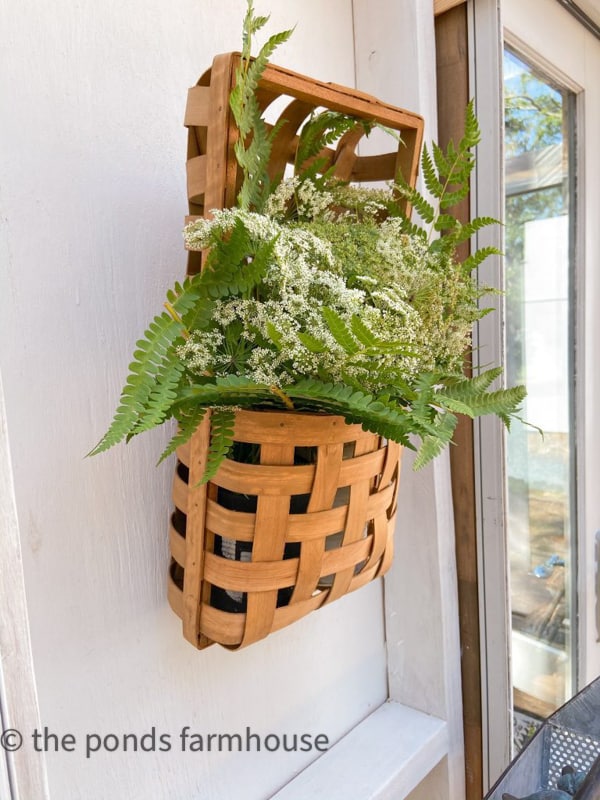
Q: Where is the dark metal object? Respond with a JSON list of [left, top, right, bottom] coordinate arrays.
[[485, 677, 600, 799]]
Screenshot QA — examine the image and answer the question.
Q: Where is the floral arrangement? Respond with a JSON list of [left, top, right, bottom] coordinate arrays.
[[90, 2, 525, 480]]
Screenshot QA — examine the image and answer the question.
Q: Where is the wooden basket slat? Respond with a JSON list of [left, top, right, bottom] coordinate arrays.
[[368, 514, 390, 570], [267, 98, 317, 179], [184, 85, 212, 127], [289, 538, 325, 604], [229, 409, 369, 444], [331, 125, 365, 181], [350, 152, 400, 182], [182, 413, 211, 648], [325, 481, 371, 604], [170, 522, 186, 566], [204, 553, 298, 592], [186, 155, 207, 204], [212, 460, 315, 495]]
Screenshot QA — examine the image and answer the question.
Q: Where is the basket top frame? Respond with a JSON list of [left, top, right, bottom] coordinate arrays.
[[184, 51, 425, 272]]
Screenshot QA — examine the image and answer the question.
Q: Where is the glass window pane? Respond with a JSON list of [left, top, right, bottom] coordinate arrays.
[[503, 48, 576, 739]]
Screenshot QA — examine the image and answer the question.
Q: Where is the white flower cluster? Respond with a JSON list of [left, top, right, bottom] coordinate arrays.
[[179, 188, 474, 392], [183, 209, 278, 251], [264, 177, 335, 222]]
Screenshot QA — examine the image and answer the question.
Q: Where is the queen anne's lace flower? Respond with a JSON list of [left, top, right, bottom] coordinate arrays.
[[180, 181, 481, 392]]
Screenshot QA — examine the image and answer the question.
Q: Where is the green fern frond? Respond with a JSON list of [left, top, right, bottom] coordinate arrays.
[[460, 99, 481, 150], [438, 183, 471, 210], [296, 111, 360, 172], [421, 144, 444, 197], [463, 367, 503, 393], [286, 379, 414, 445], [231, 3, 293, 210], [200, 218, 276, 299], [395, 182, 436, 224], [321, 308, 359, 355], [413, 413, 458, 470], [201, 408, 236, 484], [433, 213, 459, 233], [439, 379, 526, 420], [434, 395, 476, 418], [157, 405, 208, 465], [127, 360, 185, 437], [461, 246, 502, 274], [88, 277, 202, 456], [297, 331, 328, 353], [350, 315, 378, 347], [431, 142, 452, 179], [465, 385, 527, 419], [449, 216, 499, 244], [175, 375, 275, 410]]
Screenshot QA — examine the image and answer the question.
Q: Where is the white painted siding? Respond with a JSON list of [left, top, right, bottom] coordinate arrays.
[[0, 2, 392, 798]]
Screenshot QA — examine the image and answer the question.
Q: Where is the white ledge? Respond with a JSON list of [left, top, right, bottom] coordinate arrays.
[[271, 701, 448, 800]]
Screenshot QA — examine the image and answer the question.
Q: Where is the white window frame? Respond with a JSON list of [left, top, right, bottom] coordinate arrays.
[[470, 0, 600, 790]]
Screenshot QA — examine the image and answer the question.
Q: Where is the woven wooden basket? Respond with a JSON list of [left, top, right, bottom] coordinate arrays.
[[168, 410, 402, 650], [167, 53, 423, 649]]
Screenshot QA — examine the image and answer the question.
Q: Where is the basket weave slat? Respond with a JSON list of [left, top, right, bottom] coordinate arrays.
[[168, 51, 421, 649], [231, 409, 371, 444], [186, 156, 207, 204], [181, 413, 211, 648], [184, 85, 211, 127]]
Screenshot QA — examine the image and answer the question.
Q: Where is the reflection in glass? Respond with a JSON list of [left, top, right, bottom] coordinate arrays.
[[503, 49, 576, 732]]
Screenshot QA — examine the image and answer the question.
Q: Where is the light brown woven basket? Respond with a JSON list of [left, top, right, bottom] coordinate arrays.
[[168, 410, 402, 649], [167, 52, 422, 649]]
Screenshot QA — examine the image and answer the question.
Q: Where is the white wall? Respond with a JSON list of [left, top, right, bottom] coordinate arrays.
[[0, 2, 394, 798]]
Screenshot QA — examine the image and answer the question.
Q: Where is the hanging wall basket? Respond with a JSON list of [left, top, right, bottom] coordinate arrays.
[[169, 410, 402, 650], [167, 53, 424, 649]]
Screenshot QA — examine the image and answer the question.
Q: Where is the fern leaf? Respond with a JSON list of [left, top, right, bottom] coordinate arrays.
[[461, 246, 502, 274], [286, 379, 413, 445], [88, 278, 202, 456], [434, 395, 475, 418], [431, 142, 452, 179], [395, 183, 436, 224], [350, 315, 378, 347], [200, 218, 275, 299], [450, 216, 499, 244], [322, 308, 359, 355], [438, 182, 471, 210], [201, 408, 236, 484], [175, 375, 275, 410], [127, 360, 185, 437], [460, 99, 481, 150], [157, 405, 208, 464], [466, 385, 527, 418], [413, 413, 458, 469], [297, 332, 328, 353], [265, 321, 284, 350], [433, 213, 459, 233], [296, 111, 359, 171], [421, 144, 444, 198], [231, 3, 293, 210]]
